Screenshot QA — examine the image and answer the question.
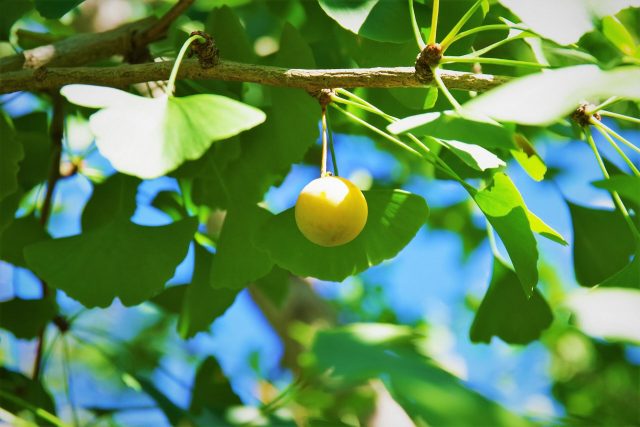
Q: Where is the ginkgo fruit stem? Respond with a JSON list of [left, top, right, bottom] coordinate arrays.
[[588, 96, 621, 113], [441, 56, 548, 68], [598, 110, 640, 125], [166, 34, 203, 96], [427, 0, 439, 45], [440, 0, 485, 48], [590, 119, 640, 176], [584, 127, 640, 242], [321, 106, 329, 177], [326, 109, 339, 176], [331, 102, 474, 191], [432, 67, 464, 114], [593, 120, 640, 155], [446, 24, 512, 46], [409, 0, 426, 49]]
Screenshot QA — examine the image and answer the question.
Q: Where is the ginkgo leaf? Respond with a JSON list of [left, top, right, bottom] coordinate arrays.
[[470, 259, 553, 344], [61, 85, 266, 179], [464, 65, 640, 125], [498, 0, 640, 45], [210, 203, 274, 289], [318, 0, 427, 43], [256, 190, 428, 282], [24, 217, 198, 308], [437, 138, 506, 171], [388, 110, 515, 149]]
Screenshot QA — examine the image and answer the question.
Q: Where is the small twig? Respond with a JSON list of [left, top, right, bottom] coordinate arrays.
[[32, 92, 65, 381], [137, 0, 195, 45]]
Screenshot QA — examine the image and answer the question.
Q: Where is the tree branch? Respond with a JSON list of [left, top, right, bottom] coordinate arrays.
[[0, 59, 510, 94], [0, 0, 194, 73]]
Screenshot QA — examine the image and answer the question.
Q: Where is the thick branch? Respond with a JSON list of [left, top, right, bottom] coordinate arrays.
[[0, 0, 194, 72], [0, 59, 509, 94], [0, 18, 156, 72]]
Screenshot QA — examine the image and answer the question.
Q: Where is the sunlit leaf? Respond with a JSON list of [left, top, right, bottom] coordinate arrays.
[[0, 297, 57, 339], [256, 190, 428, 282], [0, 112, 23, 202], [211, 204, 273, 289], [567, 287, 640, 344], [178, 245, 240, 339], [25, 217, 198, 308], [464, 65, 640, 125], [473, 173, 539, 296], [592, 175, 640, 206], [61, 85, 266, 179], [308, 324, 533, 426], [568, 202, 637, 287], [470, 259, 553, 344], [437, 138, 506, 171], [602, 15, 638, 56], [388, 111, 515, 149], [511, 134, 547, 182], [498, 0, 640, 45]]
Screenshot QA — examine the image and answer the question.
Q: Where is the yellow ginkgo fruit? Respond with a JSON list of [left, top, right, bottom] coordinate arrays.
[[295, 176, 368, 247]]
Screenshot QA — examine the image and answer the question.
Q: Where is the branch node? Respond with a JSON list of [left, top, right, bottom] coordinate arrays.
[[308, 88, 335, 108], [415, 43, 442, 83], [572, 103, 600, 127], [189, 31, 219, 68], [34, 67, 48, 81]]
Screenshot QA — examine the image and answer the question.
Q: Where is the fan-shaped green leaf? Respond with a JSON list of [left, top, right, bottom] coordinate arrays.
[[308, 324, 534, 426], [600, 251, 640, 289], [0, 297, 57, 339], [178, 245, 239, 339], [470, 259, 553, 344], [24, 217, 198, 308], [388, 111, 515, 149], [0, 215, 50, 268], [61, 85, 266, 179], [195, 24, 319, 207], [256, 190, 428, 282], [568, 202, 637, 287], [438, 138, 506, 171], [498, 0, 640, 45], [473, 173, 539, 296], [82, 173, 140, 231], [464, 65, 640, 125], [211, 204, 273, 289], [35, 0, 84, 19], [0, 368, 56, 419], [603, 15, 638, 56], [592, 175, 640, 206]]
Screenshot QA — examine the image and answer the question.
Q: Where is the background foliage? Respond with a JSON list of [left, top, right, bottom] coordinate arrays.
[[0, 0, 639, 426]]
